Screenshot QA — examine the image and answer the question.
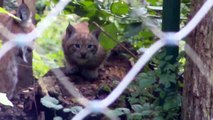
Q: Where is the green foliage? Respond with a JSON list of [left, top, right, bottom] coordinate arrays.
[[126, 50, 183, 119], [33, 0, 190, 119], [33, 51, 50, 78], [138, 72, 156, 88], [41, 96, 84, 118], [33, 16, 68, 78]]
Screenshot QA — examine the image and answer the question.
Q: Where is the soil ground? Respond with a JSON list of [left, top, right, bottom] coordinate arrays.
[[0, 43, 136, 120]]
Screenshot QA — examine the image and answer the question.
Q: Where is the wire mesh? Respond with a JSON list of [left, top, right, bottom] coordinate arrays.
[[0, 0, 213, 119]]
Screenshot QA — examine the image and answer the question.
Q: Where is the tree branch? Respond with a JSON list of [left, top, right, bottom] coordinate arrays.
[[92, 22, 138, 59]]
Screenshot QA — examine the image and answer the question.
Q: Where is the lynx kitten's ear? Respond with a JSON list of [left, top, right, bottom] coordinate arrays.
[[65, 23, 76, 38], [92, 29, 101, 40], [17, 0, 31, 24]]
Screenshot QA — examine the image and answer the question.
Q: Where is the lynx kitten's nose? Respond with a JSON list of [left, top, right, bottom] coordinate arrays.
[[81, 53, 86, 58]]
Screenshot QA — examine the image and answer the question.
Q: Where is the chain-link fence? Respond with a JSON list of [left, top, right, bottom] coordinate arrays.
[[0, 0, 213, 119]]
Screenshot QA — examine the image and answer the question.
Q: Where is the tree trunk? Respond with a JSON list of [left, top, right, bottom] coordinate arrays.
[[183, 0, 213, 120]]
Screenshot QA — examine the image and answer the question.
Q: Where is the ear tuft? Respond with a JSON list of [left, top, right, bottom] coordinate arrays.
[[17, 0, 31, 23], [66, 23, 76, 38], [92, 29, 101, 40]]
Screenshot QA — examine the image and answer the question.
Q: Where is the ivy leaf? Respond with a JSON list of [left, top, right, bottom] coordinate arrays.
[[0, 7, 21, 21], [110, 1, 129, 15], [0, 93, 13, 107]]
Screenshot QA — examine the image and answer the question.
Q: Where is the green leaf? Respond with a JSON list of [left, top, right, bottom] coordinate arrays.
[[159, 74, 176, 87], [0, 7, 21, 21], [163, 98, 177, 111], [0, 93, 13, 107], [164, 55, 173, 61], [100, 85, 111, 92], [99, 23, 118, 51], [110, 1, 129, 15], [138, 72, 156, 88], [79, 1, 97, 17], [141, 110, 153, 116], [53, 116, 63, 120], [131, 104, 143, 112], [124, 23, 143, 38], [163, 95, 181, 111], [139, 78, 155, 88], [40, 96, 63, 110], [113, 108, 130, 116], [131, 113, 143, 119], [153, 116, 164, 120], [69, 106, 83, 114], [63, 106, 85, 114]]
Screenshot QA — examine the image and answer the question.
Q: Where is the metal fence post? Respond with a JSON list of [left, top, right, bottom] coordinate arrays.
[[162, 0, 180, 64]]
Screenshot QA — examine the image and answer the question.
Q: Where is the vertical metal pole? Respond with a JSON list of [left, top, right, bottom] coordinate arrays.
[[162, 0, 180, 64]]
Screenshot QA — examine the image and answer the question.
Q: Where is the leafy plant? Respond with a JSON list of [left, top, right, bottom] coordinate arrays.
[[125, 50, 183, 119], [33, 0, 190, 119], [33, 15, 68, 78]]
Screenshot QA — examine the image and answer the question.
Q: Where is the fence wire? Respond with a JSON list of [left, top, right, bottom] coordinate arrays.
[[0, 0, 213, 119]]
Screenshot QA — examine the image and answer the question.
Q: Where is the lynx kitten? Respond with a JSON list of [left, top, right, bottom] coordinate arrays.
[[62, 22, 106, 80]]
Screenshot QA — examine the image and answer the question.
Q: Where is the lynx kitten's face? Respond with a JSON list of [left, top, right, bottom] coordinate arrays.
[[62, 23, 106, 79], [67, 33, 98, 63], [62, 23, 102, 65]]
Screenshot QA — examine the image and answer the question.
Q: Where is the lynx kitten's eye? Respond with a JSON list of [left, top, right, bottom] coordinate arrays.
[[87, 44, 93, 48], [74, 44, 80, 48]]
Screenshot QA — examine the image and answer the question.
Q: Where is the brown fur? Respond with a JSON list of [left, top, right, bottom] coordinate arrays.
[[62, 22, 106, 80], [0, 1, 34, 98]]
